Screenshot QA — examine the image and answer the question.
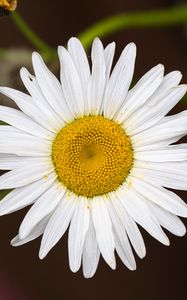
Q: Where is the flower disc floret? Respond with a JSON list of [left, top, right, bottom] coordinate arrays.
[[52, 115, 133, 197]]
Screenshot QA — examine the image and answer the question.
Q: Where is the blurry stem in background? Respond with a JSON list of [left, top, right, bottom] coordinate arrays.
[[0, 48, 7, 58], [5, 4, 187, 104], [79, 4, 187, 49], [11, 11, 56, 59], [10, 5, 187, 54]]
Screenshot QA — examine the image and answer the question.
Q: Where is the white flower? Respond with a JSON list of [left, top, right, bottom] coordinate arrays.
[[0, 37, 187, 278]]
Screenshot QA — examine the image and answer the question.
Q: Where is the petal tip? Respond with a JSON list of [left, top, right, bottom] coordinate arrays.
[[10, 238, 16, 247], [164, 237, 170, 246], [129, 265, 137, 271], [108, 259, 116, 270], [32, 51, 40, 60], [18, 228, 28, 240], [39, 251, 45, 260], [139, 249, 146, 259], [157, 63, 165, 73]]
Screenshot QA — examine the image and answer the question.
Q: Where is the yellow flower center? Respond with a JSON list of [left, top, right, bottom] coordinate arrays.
[[52, 115, 133, 198]]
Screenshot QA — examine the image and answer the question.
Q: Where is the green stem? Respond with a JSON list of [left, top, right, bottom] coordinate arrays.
[[0, 48, 7, 58], [78, 5, 187, 50], [11, 11, 56, 59], [10, 5, 187, 56]]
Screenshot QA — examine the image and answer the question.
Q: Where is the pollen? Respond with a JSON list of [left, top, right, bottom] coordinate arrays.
[[52, 115, 133, 198]]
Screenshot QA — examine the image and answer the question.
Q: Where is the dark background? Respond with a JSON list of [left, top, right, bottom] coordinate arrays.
[[0, 0, 187, 299]]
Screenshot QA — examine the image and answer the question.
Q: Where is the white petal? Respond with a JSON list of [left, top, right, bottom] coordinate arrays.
[[87, 38, 106, 115], [68, 196, 90, 273], [0, 154, 22, 170], [0, 132, 51, 156], [0, 154, 50, 170], [92, 196, 116, 269], [130, 176, 187, 217], [116, 64, 164, 123], [110, 194, 146, 258], [11, 214, 51, 246], [58, 46, 84, 117], [0, 125, 20, 134], [20, 67, 48, 107], [134, 144, 187, 162], [39, 193, 76, 259], [144, 70, 183, 107], [132, 111, 187, 149], [105, 199, 136, 270], [0, 173, 56, 215], [126, 85, 187, 135], [0, 105, 53, 140], [67, 37, 90, 99], [157, 109, 187, 127], [117, 186, 170, 245], [19, 181, 65, 239], [82, 211, 100, 278], [20, 67, 63, 130], [103, 42, 136, 119], [0, 162, 53, 189], [126, 70, 182, 135], [146, 201, 186, 237], [134, 160, 187, 178], [131, 166, 187, 191], [104, 42, 116, 80], [0, 87, 60, 133], [32, 52, 73, 123], [156, 70, 182, 93]]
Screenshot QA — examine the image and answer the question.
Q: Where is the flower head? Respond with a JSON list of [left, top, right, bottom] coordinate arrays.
[[0, 37, 187, 278], [0, 0, 17, 15]]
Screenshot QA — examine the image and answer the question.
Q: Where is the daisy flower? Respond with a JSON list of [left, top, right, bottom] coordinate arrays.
[[0, 37, 187, 278], [0, 0, 17, 14]]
